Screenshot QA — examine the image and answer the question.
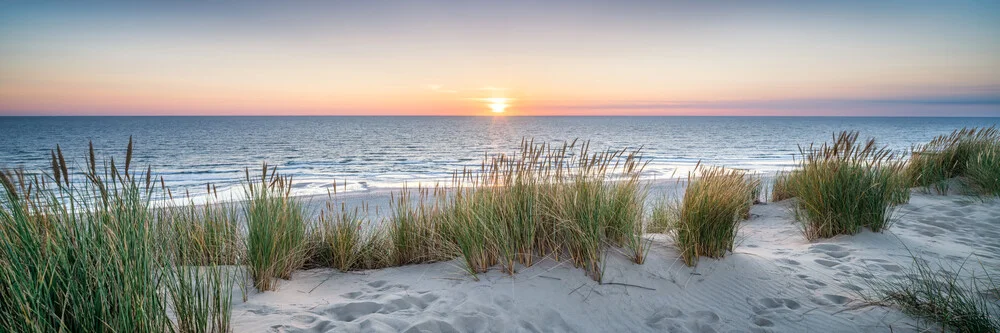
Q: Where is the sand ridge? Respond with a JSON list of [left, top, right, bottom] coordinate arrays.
[[231, 191, 1000, 332]]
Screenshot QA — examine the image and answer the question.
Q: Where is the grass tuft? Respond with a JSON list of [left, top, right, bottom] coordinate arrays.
[[963, 145, 1000, 197], [771, 170, 799, 202], [387, 186, 455, 266], [863, 255, 999, 332], [908, 126, 1000, 195], [787, 132, 907, 240], [159, 189, 242, 266], [243, 164, 309, 292], [0, 140, 233, 332], [440, 139, 648, 281], [674, 166, 757, 266]]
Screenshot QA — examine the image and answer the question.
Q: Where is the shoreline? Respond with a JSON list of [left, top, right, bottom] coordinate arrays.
[[5, 127, 998, 332]]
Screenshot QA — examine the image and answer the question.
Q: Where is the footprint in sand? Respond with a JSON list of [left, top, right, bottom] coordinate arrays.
[[809, 243, 852, 259], [748, 296, 802, 330], [808, 293, 852, 307], [645, 306, 685, 329], [813, 259, 840, 268], [776, 258, 800, 266], [367, 280, 389, 288], [646, 307, 721, 333], [323, 301, 383, 322], [794, 273, 828, 291]]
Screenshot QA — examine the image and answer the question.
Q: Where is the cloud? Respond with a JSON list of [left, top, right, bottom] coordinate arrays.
[[539, 96, 1000, 111], [864, 96, 1000, 106]]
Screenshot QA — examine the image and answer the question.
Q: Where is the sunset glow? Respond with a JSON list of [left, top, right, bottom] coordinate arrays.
[[487, 98, 510, 114], [0, 1, 998, 116]]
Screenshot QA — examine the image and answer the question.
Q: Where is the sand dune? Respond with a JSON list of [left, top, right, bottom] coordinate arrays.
[[231, 191, 1000, 332]]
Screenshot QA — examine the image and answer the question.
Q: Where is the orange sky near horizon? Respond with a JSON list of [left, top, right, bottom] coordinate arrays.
[[1, 1, 998, 116]]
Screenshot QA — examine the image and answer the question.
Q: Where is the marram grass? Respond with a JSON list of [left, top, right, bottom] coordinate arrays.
[[0, 138, 233, 333], [7, 129, 996, 332], [243, 164, 309, 292], [788, 132, 908, 240], [386, 186, 456, 266], [158, 185, 242, 266], [309, 200, 368, 271], [908, 126, 1000, 195], [862, 255, 999, 332], [440, 140, 649, 281], [770, 170, 799, 202], [0, 137, 652, 330], [962, 144, 1000, 197], [674, 166, 758, 266]]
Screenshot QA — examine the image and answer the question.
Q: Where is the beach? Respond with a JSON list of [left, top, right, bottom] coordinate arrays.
[[228, 190, 1000, 332], [3, 128, 999, 332], [5, 1, 1000, 331]]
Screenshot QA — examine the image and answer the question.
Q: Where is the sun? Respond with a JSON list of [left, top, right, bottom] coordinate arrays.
[[486, 97, 509, 113]]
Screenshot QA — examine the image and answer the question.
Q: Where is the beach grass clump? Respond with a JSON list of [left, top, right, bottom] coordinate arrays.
[[674, 166, 757, 266], [309, 198, 384, 271], [548, 143, 649, 278], [386, 186, 455, 266], [771, 170, 799, 202], [788, 132, 907, 240], [647, 199, 679, 234], [963, 145, 1000, 197], [441, 139, 648, 281], [0, 139, 233, 332], [549, 174, 613, 280], [441, 186, 500, 278], [612, 174, 651, 265], [159, 188, 238, 333], [0, 145, 169, 332], [863, 256, 999, 332], [908, 126, 1000, 194], [243, 164, 309, 291], [440, 141, 553, 277], [159, 185, 242, 266], [163, 265, 235, 333]]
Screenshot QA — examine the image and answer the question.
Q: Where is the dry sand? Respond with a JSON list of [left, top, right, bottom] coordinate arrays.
[[229, 190, 1000, 332]]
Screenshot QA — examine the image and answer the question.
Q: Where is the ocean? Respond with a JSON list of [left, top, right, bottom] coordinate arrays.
[[2, 116, 998, 202]]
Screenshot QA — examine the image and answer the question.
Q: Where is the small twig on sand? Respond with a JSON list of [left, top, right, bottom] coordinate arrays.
[[538, 275, 561, 281], [601, 282, 656, 291], [309, 272, 337, 293], [569, 282, 587, 295], [436, 277, 466, 281]]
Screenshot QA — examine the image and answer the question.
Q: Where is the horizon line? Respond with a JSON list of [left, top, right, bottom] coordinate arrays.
[[3, 114, 1000, 118]]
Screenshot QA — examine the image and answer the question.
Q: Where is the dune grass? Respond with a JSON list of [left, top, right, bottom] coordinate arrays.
[[963, 145, 1000, 197], [908, 126, 1000, 195], [673, 166, 758, 266], [647, 198, 679, 234], [863, 256, 999, 332], [309, 200, 367, 271], [164, 265, 235, 333], [786, 132, 907, 240], [438, 140, 648, 281], [158, 187, 239, 332], [771, 170, 799, 202], [0, 139, 234, 333], [386, 186, 456, 266], [243, 164, 309, 291], [159, 186, 242, 266], [8, 130, 997, 331], [0, 137, 650, 330]]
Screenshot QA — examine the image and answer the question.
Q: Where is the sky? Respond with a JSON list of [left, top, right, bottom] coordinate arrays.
[[1, 0, 999, 116]]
